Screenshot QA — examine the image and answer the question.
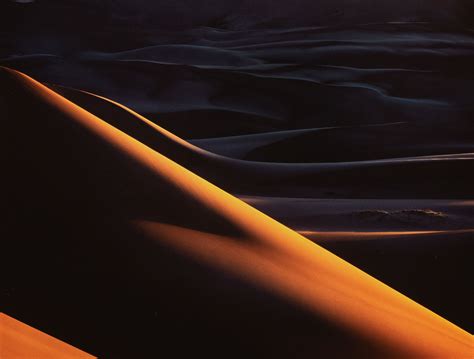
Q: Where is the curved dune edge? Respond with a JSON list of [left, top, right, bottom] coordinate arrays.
[[4, 67, 473, 358], [0, 313, 95, 359], [51, 83, 474, 201]]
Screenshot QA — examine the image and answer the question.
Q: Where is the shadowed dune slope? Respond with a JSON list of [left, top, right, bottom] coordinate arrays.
[[0, 313, 95, 359], [3, 67, 473, 358]]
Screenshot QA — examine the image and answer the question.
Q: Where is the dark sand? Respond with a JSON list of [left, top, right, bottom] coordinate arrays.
[[2, 2, 474, 357]]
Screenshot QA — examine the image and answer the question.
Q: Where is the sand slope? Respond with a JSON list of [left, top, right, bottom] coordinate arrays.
[[2, 67, 473, 357], [242, 196, 474, 330], [0, 313, 95, 359]]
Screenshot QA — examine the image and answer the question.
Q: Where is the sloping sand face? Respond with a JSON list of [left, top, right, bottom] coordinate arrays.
[[0, 313, 95, 358], [2, 67, 473, 358]]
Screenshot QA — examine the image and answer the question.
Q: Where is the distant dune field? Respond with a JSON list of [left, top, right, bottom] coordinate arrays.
[[0, 0, 470, 30]]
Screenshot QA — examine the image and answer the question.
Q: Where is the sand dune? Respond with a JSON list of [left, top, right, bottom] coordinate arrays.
[[242, 196, 474, 330], [242, 197, 474, 231], [0, 313, 95, 358], [105, 44, 262, 67], [0, 0, 469, 30], [36, 84, 474, 200], [3, 2, 474, 358], [192, 122, 474, 162], [300, 229, 474, 241], [190, 127, 341, 158], [3, 23, 473, 144], [303, 229, 474, 333], [3, 67, 473, 357]]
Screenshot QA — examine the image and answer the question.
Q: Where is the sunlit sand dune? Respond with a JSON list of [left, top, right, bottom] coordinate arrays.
[[0, 313, 95, 359], [2, 67, 473, 357]]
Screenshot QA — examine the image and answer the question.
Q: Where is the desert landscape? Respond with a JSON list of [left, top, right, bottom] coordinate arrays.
[[2, 1, 473, 358]]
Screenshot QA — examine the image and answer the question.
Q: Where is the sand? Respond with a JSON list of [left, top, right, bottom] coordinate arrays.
[[2, 67, 473, 358], [0, 313, 95, 358], [2, 4, 474, 356]]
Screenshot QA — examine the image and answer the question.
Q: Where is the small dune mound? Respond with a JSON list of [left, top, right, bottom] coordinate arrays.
[[353, 210, 392, 221], [395, 209, 447, 223], [353, 209, 447, 225]]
